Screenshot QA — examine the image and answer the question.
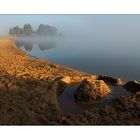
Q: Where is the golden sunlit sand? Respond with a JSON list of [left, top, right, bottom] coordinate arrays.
[[0, 38, 139, 125]]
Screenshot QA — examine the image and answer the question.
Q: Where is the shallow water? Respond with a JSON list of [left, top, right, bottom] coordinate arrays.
[[58, 84, 131, 115], [58, 85, 83, 114]]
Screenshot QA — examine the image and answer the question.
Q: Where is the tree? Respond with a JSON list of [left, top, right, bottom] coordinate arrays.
[[9, 28, 13, 34], [37, 24, 57, 36], [9, 26, 22, 35], [9, 23, 58, 36], [23, 24, 33, 35]]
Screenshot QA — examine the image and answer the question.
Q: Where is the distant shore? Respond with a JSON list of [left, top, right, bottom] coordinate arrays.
[[0, 37, 139, 125]]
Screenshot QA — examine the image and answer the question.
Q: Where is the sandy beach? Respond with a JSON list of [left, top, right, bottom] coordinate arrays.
[[0, 38, 139, 125]]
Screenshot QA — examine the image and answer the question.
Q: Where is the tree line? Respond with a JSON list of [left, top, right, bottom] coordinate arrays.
[[9, 24, 57, 36]]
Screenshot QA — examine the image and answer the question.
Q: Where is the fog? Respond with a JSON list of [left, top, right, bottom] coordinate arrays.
[[1, 15, 140, 41], [1, 15, 140, 80]]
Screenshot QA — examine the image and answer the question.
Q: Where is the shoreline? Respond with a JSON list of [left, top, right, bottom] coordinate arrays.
[[0, 37, 139, 125]]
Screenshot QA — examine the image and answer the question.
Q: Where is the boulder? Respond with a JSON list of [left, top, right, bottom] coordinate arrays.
[[123, 81, 140, 93], [97, 75, 124, 85], [74, 79, 111, 104]]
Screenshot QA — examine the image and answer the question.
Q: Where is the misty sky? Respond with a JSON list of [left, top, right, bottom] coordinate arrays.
[[1, 15, 140, 41], [2, 15, 140, 80]]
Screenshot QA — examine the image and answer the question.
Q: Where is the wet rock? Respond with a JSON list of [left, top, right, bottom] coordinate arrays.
[[123, 81, 140, 93], [74, 79, 111, 104], [97, 75, 124, 85]]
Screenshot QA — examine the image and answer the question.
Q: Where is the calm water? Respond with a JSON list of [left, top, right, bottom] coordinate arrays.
[[58, 84, 131, 114], [14, 15, 140, 114], [15, 35, 136, 114], [15, 35, 140, 81]]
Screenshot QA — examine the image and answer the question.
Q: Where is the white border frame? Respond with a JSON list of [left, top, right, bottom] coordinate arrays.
[[0, 0, 140, 14], [0, 0, 139, 140]]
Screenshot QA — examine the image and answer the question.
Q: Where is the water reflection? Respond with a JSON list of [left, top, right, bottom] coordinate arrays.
[[58, 84, 131, 115], [15, 38, 56, 52], [15, 35, 140, 81], [38, 42, 55, 51]]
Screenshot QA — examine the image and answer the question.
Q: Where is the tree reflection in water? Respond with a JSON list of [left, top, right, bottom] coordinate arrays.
[[15, 38, 56, 52]]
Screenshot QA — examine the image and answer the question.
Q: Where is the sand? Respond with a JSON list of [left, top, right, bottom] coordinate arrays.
[[0, 37, 139, 125]]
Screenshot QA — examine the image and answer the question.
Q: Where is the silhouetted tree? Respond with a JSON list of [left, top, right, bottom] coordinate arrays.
[[9, 26, 22, 35], [9, 23, 58, 36], [9, 28, 13, 34], [23, 24, 33, 35], [37, 24, 57, 36]]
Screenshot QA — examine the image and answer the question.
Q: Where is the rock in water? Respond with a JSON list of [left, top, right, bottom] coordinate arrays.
[[74, 79, 111, 104], [123, 80, 140, 93], [97, 75, 124, 85]]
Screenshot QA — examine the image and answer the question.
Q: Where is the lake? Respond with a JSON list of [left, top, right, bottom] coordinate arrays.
[[15, 35, 133, 114], [15, 15, 140, 113], [15, 35, 140, 81]]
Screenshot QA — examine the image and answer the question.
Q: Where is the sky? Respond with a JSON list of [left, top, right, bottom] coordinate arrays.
[[0, 15, 88, 35], [0, 15, 140, 40], [1, 14, 140, 80]]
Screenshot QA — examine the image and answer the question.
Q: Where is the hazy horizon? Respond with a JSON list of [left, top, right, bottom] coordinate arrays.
[[1, 15, 140, 80], [1, 15, 140, 40]]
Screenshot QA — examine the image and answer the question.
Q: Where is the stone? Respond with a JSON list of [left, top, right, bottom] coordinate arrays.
[[60, 75, 97, 84], [97, 75, 124, 85], [74, 79, 111, 104], [71, 75, 97, 84], [123, 80, 140, 93], [61, 76, 71, 84]]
